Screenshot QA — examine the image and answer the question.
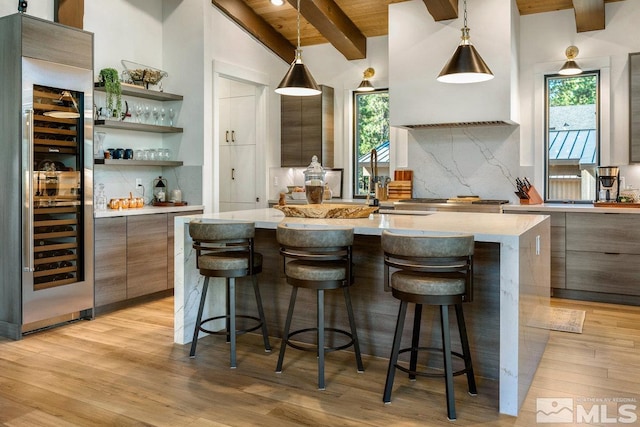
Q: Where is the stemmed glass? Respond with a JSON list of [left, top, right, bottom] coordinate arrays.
[[160, 107, 166, 125], [143, 104, 151, 124], [168, 108, 175, 127], [135, 103, 143, 123], [152, 107, 159, 125]]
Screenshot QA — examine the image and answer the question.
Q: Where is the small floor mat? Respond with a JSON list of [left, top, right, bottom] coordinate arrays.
[[527, 306, 586, 333]]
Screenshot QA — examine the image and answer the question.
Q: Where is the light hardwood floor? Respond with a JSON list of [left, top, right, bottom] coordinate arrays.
[[0, 297, 639, 426]]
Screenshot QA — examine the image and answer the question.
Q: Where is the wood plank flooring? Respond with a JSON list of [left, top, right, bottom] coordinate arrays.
[[1, 297, 639, 426]]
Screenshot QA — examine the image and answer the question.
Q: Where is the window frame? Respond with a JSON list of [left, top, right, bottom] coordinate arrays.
[[543, 70, 601, 203], [351, 88, 389, 199]]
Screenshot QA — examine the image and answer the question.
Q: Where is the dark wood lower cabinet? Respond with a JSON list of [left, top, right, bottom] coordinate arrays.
[[94, 217, 127, 307], [126, 214, 168, 299], [507, 209, 640, 305], [95, 210, 202, 308]]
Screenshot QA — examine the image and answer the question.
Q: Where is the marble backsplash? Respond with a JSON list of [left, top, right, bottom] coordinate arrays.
[[94, 165, 202, 207], [407, 125, 526, 202]]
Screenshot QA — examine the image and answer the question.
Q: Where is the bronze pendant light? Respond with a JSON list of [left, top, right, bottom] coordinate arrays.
[[275, 0, 321, 96], [437, 0, 494, 84]]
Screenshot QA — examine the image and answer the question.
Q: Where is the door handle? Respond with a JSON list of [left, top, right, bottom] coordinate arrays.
[[232, 168, 235, 180], [23, 109, 35, 272], [225, 130, 229, 143], [231, 130, 235, 142]]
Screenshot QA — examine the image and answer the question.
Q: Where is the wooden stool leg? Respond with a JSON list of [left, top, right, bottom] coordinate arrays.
[[409, 303, 422, 380], [440, 305, 456, 421], [252, 275, 272, 352], [276, 287, 298, 373], [455, 304, 477, 395], [383, 300, 408, 403], [190, 277, 210, 358], [343, 287, 364, 373], [229, 278, 237, 369], [317, 289, 325, 390]]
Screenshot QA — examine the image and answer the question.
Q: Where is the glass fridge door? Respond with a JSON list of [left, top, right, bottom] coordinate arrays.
[[31, 84, 84, 291]]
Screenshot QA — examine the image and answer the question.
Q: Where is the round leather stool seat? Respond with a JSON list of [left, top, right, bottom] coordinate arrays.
[[284, 260, 346, 282], [391, 271, 465, 296], [199, 252, 263, 273]]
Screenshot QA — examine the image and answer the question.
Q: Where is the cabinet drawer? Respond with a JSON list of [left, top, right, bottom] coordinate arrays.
[[566, 213, 640, 254], [566, 250, 640, 295]]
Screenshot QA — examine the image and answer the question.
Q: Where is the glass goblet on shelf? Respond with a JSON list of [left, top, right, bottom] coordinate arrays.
[[143, 104, 151, 124], [135, 103, 143, 123], [168, 108, 175, 127], [152, 107, 159, 125]]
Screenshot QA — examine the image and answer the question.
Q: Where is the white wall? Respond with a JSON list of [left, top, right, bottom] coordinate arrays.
[[0, 1, 53, 19], [519, 1, 640, 188]]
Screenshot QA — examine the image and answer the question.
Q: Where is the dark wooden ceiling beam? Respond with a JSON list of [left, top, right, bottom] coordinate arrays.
[[572, 0, 605, 32], [211, 0, 295, 63], [288, 0, 366, 60], [422, 0, 458, 21]]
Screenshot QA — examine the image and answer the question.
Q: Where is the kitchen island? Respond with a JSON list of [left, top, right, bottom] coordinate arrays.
[[173, 208, 550, 416]]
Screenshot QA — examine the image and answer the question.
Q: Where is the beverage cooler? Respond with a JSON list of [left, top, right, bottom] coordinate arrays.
[[0, 14, 94, 339]]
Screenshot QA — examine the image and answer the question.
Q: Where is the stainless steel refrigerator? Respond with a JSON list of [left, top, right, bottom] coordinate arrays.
[[0, 14, 94, 339]]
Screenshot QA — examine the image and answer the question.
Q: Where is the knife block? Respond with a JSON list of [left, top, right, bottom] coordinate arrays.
[[519, 185, 543, 205]]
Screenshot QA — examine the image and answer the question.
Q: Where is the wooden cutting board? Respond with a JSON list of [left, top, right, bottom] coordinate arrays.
[[387, 180, 412, 200], [594, 202, 640, 208]]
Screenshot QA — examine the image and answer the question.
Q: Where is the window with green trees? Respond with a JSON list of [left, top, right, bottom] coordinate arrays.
[[353, 89, 389, 197], [545, 72, 599, 202]]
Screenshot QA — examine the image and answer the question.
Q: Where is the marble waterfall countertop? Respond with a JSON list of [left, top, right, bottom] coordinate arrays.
[[173, 208, 550, 416]]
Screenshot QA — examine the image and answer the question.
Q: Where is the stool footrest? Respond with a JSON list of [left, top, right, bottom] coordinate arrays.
[[198, 314, 263, 336], [395, 346, 470, 378], [284, 327, 355, 353]]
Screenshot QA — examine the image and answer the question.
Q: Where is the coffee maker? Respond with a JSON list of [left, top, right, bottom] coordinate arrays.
[[596, 166, 620, 202]]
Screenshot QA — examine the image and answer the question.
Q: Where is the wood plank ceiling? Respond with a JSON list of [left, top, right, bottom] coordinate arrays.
[[212, 0, 625, 63]]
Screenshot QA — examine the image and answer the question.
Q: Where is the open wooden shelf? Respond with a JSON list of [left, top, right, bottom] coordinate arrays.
[[94, 159, 183, 167], [94, 83, 183, 101], [94, 120, 183, 134]]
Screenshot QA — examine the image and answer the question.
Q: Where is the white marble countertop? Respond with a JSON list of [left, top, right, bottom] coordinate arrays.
[[179, 208, 547, 242], [504, 203, 640, 213], [94, 205, 205, 218]]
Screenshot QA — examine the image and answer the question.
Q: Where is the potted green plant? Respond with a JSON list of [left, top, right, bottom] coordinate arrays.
[[98, 68, 122, 119]]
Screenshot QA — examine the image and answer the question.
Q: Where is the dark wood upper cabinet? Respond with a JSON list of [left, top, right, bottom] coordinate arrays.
[[280, 85, 334, 168], [630, 53, 640, 163]]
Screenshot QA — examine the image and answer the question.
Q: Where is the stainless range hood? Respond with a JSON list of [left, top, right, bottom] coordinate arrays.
[[388, 0, 520, 128]]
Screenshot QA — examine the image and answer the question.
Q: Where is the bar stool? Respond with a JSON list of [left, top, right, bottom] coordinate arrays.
[[275, 223, 364, 390], [189, 221, 271, 368], [381, 230, 477, 421]]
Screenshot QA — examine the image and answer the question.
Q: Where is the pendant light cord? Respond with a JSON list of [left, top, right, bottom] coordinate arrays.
[[296, 0, 301, 50], [463, 0, 468, 29]]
